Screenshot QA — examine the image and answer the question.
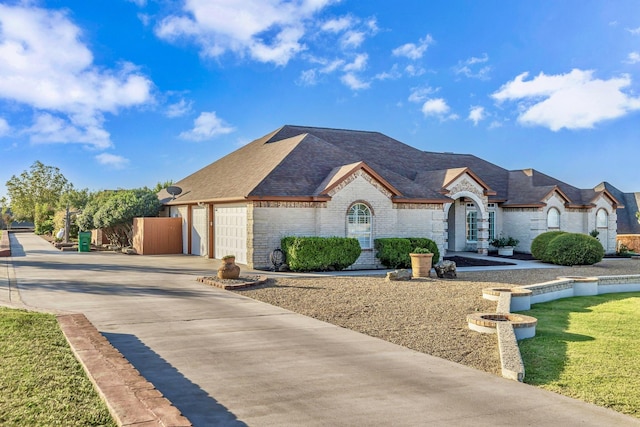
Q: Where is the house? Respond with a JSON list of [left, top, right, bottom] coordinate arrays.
[[158, 125, 635, 269], [596, 182, 640, 252]]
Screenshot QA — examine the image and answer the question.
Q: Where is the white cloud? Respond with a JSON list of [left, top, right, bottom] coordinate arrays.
[[626, 52, 640, 64], [179, 111, 235, 141], [128, 0, 147, 7], [322, 16, 353, 33], [165, 99, 193, 118], [95, 153, 130, 169], [375, 64, 401, 81], [343, 53, 368, 72], [341, 30, 365, 48], [492, 69, 640, 131], [0, 117, 10, 136], [28, 113, 111, 148], [408, 86, 437, 103], [468, 106, 486, 126], [421, 98, 458, 120], [392, 34, 434, 60], [321, 59, 345, 73], [405, 64, 426, 77], [454, 54, 491, 80], [155, 0, 335, 66], [628, 27, 640, 35], [341, 73, 369, 90], [298, 69, 318, 86], [0, 4, 153, 148]]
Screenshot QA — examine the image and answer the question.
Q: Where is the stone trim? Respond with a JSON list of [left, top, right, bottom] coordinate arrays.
[[252, 201, 327, 208], [393, 203, 442, 210]]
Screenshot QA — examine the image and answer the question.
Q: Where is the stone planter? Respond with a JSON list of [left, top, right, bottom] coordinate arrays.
[[410, 253, 433, 278], [497, 246, 514, 256], [217, 257, 240, 279]]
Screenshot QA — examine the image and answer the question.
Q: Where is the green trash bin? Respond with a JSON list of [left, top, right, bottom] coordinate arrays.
[[78, 232, 91, 252]]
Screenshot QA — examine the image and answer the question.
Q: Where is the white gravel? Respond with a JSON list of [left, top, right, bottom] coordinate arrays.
[[233, 259, 640, 376]]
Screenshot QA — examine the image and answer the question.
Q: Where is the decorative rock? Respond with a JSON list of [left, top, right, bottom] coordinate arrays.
[[385, 269, 412, 281], [218, 260, 240, 280], [434, 260, 457, 279]]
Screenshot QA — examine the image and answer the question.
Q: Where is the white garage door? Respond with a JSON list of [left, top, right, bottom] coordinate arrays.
[[191, 206, 208, 256], [215, 206, 247, 264]]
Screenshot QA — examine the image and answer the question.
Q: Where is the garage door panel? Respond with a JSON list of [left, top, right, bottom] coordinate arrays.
[[191, 206, 208, 256], [215, 206, 247, 264]]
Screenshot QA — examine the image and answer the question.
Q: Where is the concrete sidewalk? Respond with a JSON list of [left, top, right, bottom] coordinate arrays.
[[2, 232, 638, 426]]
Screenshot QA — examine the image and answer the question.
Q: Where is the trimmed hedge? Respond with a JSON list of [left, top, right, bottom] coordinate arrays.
[[531, 231, 567, 262], [374, 237, 440, 268], [546, 233, 604, 266], [281, 236, 361, 271]]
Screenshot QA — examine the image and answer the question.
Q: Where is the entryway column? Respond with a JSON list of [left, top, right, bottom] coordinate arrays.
[[477, 217, 489, 255]]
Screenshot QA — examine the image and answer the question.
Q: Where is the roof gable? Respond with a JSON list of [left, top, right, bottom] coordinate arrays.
[[315, 161, 402, 197]]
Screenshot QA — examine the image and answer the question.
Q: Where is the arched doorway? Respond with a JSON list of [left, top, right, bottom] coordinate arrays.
[[445, 192, 488, 254]]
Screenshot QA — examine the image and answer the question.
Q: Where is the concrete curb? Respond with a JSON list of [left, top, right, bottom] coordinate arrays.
[[57, 313, 191, 427], [0, 231, 10, 257]]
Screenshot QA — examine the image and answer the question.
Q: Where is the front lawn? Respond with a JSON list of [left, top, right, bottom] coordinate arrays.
[[0, 307, 116, 426], [519, 293, 640, 418]]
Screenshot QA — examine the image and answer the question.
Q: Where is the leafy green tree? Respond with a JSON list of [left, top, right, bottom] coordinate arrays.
[[151, 180, 174, 193], [5, 161, 72, 222], [77, 189, 162, 247], [0, 196, 13, 230]]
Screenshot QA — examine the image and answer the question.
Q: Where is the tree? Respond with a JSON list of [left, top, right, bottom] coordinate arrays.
[[77, 189, 162, 247], [5, 161, 72, 222], [0, 196, 13, 230], [151, 180, 174, 193]]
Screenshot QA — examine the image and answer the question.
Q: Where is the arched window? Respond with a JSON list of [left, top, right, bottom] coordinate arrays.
[[596, 209, 608, 228], [347, 203, 372, 249], [547, 208, 560, 229]]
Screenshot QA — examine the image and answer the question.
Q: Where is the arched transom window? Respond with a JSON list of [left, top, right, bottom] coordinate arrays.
[[547, 208, 560, 229], [347, 203, 372, 249], [596, 209, 608, 228]]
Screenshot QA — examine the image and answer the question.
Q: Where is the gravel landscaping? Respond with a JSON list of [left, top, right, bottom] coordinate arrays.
[[233, 259, 640, 376]]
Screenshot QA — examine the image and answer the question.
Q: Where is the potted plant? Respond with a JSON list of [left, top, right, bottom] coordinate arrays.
[[490, 234, 520, 256], [409, 247, 433, 278]]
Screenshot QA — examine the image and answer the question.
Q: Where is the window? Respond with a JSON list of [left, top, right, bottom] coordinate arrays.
[[466, 210, 478, 242], [596, 209, 608, 228], [547, 208, 560, 229], [488, 211, 496, 241], [347, 203, 372, 249]]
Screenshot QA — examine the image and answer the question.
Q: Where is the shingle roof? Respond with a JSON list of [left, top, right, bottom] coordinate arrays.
[[597, 182, 640, 234], [160, 125, 630, 215]]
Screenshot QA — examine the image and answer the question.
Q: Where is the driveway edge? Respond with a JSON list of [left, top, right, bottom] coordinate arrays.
[[57, 313, 192, 427]]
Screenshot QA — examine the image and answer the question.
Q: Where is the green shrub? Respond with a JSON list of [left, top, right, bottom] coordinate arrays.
[[408, 237, 440, 264], [280, 236, 361, 271], [531, 231, 567, 262], [546, 233, 604, 266], [374, 237, 440, 268]]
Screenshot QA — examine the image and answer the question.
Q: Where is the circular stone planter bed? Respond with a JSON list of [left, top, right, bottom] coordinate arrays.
[[197, 275, 268, 290], [467, 312, 538, 340]]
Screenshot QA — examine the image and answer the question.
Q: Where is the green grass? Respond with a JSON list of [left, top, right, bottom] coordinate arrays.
[[0, 308, 116, 426], [519, 293, 640, 418]]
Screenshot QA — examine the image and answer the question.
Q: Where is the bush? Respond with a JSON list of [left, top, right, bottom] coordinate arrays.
[[374, 237, 440, 268], [281, 236, 361, 271], [546, 233, 604, 266], [531, 231, 567, 262]]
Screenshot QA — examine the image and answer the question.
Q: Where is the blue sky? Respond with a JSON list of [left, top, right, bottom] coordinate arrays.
[[1, 0, 639, 200]]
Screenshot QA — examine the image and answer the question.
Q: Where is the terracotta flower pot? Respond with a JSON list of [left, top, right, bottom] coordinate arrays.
[[410, 253, 434, 278]]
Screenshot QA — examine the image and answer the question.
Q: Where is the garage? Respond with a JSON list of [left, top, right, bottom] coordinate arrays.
[[191, 206, 208, 256], [214, 205, 247, 264]]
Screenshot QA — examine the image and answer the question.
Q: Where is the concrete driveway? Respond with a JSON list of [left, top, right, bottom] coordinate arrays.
[[2, 232, 638, 426]]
